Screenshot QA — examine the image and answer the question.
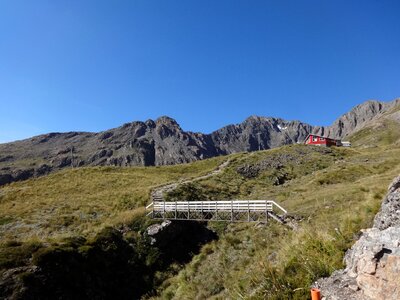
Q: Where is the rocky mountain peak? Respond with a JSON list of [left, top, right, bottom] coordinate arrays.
[[155, 116, 181, 128], [1, 98, 399, 186], [244, 115, 269, 123], [144, 119, 156, 128]]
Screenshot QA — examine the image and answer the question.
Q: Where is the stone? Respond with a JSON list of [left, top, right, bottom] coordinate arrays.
[[12, 169, 34, 181], [34, 164, 52, 176], [374, 175, 400, 230], [146, 220, 172, 244], [317, 174, 400, 300], [0, 173, 13, 185]]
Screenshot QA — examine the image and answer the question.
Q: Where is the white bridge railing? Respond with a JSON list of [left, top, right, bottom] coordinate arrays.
[[146, 200, 287, 223]]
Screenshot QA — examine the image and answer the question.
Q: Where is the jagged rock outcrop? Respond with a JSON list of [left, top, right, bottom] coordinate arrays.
[[316, 175, 400, 300], [236, 145, 332, 179], [373, 176, 400, 230], [314, 99, 400, 139], [211, 116, 312, 154], [0, 98, 399, 186]]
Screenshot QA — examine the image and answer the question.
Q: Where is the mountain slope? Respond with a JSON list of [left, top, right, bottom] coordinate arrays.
[[2, 138, 400, 299], [314, 99, 400, 139], [2, 113, 400, 298], [0, 98, 399, 186], [154, 146, 400, 299]]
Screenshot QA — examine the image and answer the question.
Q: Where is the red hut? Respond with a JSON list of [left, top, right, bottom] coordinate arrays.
[[304, 134, 341, 147]]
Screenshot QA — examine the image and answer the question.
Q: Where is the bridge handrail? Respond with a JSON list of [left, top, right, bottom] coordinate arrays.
[[146, 200, 287, 215], [269, 200, 287, 214], [150, 200, 275, 204]]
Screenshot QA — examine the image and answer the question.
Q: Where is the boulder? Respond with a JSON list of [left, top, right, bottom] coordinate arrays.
[[317, 175, 400, 300], [0, 173, 13, 185], [374, 175, 400, 230]]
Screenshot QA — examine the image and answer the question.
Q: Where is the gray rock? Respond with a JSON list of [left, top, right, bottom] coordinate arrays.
[[0, 173, 13, 185], [146, 220, 172, 245], [0, 155, 13, 163], [317, 174, 400, 300], [34, 164, 52, 177], [51, 156, 72, 168], [374, 175, 400, 230], [146, 220, 172, 236], [12, 169, 34, 181], [236, 146, 332, 178]]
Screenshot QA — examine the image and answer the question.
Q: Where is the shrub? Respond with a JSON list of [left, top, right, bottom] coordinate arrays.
[[0, 240, 43, 269]]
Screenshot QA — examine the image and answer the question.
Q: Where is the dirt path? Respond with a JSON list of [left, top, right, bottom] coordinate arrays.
[[150, 158, 232, 202]]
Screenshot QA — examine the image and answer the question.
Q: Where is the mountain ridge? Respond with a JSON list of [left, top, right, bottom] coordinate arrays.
[[0, 98, 399, 185]]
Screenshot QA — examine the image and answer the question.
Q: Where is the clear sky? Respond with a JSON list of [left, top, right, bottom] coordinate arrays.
[[0, 1, 399, 143]]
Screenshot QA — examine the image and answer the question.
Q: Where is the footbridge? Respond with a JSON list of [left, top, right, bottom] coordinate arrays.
[[146, 200, 287, 223]]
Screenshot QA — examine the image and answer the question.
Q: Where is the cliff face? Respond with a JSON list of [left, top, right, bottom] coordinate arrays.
[[0, 98, 399, 186], [211, 117, 312, 154], [313, 99, 400, 139], [316, 175, 400, 300]]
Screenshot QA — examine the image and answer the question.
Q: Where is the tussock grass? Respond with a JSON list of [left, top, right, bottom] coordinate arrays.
[[350, 119, 400, 147], [155, 144, 400, 299], [2, 128, 400, 299], [0, 156, 227, 242]]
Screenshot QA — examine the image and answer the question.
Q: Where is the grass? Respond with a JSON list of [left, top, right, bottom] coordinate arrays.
[[1, 120, 400, 299], [0, 240, 43, 269], [154, 143, 400, 299], [350, 119, 400, 147], [0, 155, 228, 242]]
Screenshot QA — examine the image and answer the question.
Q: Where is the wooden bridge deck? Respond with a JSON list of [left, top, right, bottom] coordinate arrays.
[[146, 200, 287, 223]]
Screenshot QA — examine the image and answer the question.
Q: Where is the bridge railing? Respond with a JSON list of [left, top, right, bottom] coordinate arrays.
[[146, 200, 287, 220]]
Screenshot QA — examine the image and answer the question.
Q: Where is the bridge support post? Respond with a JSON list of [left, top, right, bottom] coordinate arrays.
[[231, 200, 233, 222], [175, 202, 177, 219], [163, 201, 166, 220], [247, 201, 250, 222]]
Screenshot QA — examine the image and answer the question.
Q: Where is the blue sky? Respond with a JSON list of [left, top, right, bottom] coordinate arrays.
[[0, 1, 399, 143]]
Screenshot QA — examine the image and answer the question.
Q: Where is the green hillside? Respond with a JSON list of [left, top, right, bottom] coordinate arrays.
[[154, 143, 400, 299], [1, 121, 400, 299], [0, 155, 228, 242]]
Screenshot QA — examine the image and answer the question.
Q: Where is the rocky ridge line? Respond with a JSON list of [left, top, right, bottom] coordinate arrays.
[[0, 98, 399, 186]]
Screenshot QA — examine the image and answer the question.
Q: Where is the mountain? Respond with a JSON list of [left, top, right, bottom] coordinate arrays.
[[2, 136, 400, 299], [0, 98, 399, 186], [1, 107, 400, 299], [314, 99, 400, 139]]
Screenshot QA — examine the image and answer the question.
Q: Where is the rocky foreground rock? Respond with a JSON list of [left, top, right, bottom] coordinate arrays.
[[0, 98, 399, 186], [316, 175, 400, 300]]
